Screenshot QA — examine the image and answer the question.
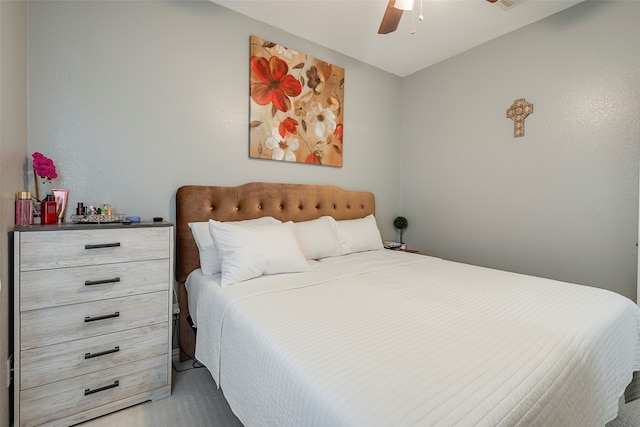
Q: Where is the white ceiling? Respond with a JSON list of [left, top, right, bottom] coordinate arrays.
[[211, 0, 584, 77]]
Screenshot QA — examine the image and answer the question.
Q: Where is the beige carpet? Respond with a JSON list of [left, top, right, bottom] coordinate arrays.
[[608, 396, 640, 427], [79, 359, 640, 427], [78, 359, 242, 427]]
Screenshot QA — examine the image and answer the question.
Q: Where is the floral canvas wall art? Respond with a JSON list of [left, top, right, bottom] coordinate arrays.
[[249, 35, 345, 167]]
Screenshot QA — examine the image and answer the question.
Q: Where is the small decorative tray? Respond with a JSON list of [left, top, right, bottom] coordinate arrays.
[[71, 214, 127, 224]]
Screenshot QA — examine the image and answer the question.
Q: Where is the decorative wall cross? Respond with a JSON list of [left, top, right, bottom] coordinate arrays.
[[506, 98, 533, 138]]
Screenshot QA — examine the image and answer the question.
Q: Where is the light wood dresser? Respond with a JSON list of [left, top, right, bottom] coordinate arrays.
[[13, 222, 173, 426]]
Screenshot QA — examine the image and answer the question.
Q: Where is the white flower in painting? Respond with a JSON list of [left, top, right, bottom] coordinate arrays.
[[307, 103, 337, 140], [265, 128, 299, 161], [276, 45, 298, 60]]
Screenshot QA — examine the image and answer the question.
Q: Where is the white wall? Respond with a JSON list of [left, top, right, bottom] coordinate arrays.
[[28, 0, 403, 239], [0, 1, 28, 425], [400, 1, 640, 300]]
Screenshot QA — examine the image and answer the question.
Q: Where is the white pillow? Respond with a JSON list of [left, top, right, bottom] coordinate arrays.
[[293, 216, 351, 260], [336, 214, 384, 253], [208, 220, 310, 286], [189, 216, 281, 275]]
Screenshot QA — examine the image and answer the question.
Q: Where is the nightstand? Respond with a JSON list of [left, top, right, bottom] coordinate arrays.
[[400, 249, 420, 254], [386, 247, 420, 254]]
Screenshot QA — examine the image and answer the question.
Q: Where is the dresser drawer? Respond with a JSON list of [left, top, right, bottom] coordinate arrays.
[[21, 291, 168, 350], [19, 354, 168, 427], [20, 323, 169, 390], [19, 227, 171, 271], [20, 259, 170, 311]]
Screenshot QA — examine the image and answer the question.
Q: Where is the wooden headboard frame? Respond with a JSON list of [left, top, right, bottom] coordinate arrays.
[[175, 182, 375, 360]]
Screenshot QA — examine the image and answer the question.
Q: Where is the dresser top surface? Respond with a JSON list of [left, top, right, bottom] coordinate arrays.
[[14, 221, 173, 232]]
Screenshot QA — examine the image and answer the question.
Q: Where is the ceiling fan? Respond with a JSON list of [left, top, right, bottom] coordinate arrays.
[[378, 0, 499, 35]]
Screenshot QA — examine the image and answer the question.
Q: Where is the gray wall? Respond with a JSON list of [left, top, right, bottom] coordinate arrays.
[[3, 1, 639, 425], [400, 0, 640, 301], [0, 1, 28, 426], [27, 0, 403, 239]]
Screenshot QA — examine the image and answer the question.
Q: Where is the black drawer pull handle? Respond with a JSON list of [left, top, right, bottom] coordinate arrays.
[[85, 346, 120, 359], [84, 380, 119, 396], [84, 312, 120, 323], [85, 277, 121, 286], [85, 242, 121, 250]]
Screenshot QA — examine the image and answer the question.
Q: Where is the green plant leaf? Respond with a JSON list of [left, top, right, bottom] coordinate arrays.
[[394, 216, 408, 230]]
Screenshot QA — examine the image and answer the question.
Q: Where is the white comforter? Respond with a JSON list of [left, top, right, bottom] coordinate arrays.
[[186, 250, 640, 427]]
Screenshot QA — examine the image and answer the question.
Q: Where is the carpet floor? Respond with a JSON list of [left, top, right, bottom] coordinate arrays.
[[78, 359, 242, 427], [79, 359, 640, 427]]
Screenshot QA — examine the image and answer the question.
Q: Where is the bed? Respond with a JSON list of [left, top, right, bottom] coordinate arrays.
[[176, 182, 640, 427]]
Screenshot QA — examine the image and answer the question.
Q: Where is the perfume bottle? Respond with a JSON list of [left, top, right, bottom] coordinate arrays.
[[15, 192, 34, 226], [41, 195, 58, 225]]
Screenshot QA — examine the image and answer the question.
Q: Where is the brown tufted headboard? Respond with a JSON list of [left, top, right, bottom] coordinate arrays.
[[175, 182, 375, 360]]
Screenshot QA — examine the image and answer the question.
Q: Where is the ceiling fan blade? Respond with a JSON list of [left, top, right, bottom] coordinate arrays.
[[378, 0, 404, 34]]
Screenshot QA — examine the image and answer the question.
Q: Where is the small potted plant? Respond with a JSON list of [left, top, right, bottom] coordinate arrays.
[[32, 152, 57, 202], [394, 216, 408, 245]]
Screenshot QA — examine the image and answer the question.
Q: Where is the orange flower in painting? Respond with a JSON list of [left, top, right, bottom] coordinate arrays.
[[251, 56, 302, 112], [334, 124, 343, 144], [279, 117, 299, 138], [306, 152, 322, 165]]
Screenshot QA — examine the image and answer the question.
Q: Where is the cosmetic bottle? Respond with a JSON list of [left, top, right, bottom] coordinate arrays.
[[15, 192, 34, 226], [41, 195, 58, 224]]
